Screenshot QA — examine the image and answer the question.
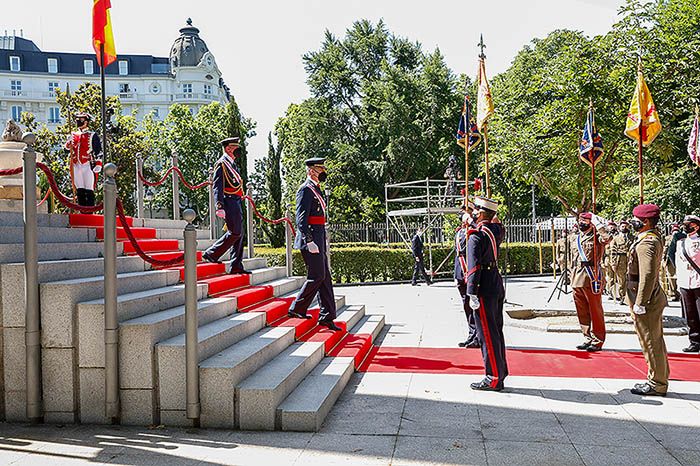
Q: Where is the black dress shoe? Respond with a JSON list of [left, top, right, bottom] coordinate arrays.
[[470, 379, 503, 392], [288, 311, 312, 320], [586, 345, 602, 352], [466, 341, 481, 348], [682, 343, 700, 353], [318, 320, 343, 332], [202, 252, 221, 264], [576, 341, 591, 350], [630, 383, 666, 397], [458, 341, 468, 348], [229, 268, 252, 275]]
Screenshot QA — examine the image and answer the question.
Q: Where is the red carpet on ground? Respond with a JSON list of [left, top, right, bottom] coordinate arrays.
[[359, 347, 700, 382]]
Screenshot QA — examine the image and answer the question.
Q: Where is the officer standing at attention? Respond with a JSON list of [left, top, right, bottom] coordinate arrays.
[[627, 204, 669, 397], [202, 137, 250, 275], [64, 112, 103, 207], [555, 230, 570, 284], [663, 224, 685, 301], [287, 158, 342, 331], [603, 221, 618, 299], [571, 212, 611, 352], [411, 227, 432, 286], [610, 220, 634, 304], [675, 215, 700, 353], [455, 207, 481, 348], [466, 196, 508, 391]]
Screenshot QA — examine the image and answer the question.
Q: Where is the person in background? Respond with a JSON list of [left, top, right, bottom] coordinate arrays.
[[411, 227, 432, 286], [676, 215, 700, 353]]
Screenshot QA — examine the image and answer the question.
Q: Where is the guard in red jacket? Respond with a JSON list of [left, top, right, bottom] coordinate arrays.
[[64, 112, 103, 206]]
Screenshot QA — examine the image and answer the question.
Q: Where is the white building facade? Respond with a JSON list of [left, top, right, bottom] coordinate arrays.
[[0, 19, 230, 128]]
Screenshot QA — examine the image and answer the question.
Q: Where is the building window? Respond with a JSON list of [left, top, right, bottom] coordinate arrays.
[[118, 60, 128, 75], [182, 83, 192, 96], [84, 59, 94, 75], [11, 106, 23, 121], [10, 56, 20, 72], [47, 58, 58, 73], [203, 84, 212, 95], [118, 83, 131, 97], [10, 80, 22, 96], [48, 107, 61, 124], [48, 81, 59, 96]]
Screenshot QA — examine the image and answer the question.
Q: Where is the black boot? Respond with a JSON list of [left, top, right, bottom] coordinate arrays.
[[85, 190, 95, 207], [76, 188, 86, 206]]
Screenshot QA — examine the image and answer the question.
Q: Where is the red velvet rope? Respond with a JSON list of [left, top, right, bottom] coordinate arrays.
[[138, 166, 210, 190], [36, 162, 104, 213], [0, 166, 23, 176], [37, 188, 51, 207], [116, 199, 185, 267], [242, 194, 296, 237]]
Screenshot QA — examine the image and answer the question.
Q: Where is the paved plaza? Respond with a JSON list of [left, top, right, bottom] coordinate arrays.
[[1, 278, 699, 465]]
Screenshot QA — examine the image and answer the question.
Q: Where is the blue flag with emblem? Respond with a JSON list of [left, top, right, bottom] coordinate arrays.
[[456, 95, 482, 150], [579, 106, 604, 167]]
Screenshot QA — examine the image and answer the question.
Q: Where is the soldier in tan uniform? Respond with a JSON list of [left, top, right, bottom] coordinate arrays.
[[571, 212, 612, 352], [662, 224, 684, 301], [567, 224, 579, 284], [627, 204, 668, 397], [555, 231, 569, 285], [603, 221, 618, 299], [610, 220, 634, 304]]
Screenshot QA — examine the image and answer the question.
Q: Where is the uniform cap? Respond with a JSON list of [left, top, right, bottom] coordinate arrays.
[[473, 196, 499, 212], [619, 220, 629, 226], [220, 137, 240, 147], [632, 203, 661, 219], [608, 220, 617, 227], [579, 212, 593, 220], [305, 157, 326, 167], [73, 112, 92, 120], [684, 215, 700, 225]]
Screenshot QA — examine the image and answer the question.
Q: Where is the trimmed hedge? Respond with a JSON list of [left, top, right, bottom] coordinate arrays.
[[256, 243, 554, 284]]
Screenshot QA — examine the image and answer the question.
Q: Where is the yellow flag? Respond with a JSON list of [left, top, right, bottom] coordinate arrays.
[[476, 58, 494, 131], [624, 69, 661, 147]]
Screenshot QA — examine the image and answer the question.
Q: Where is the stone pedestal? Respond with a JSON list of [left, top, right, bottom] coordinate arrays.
[[0, 140, 44, 209]]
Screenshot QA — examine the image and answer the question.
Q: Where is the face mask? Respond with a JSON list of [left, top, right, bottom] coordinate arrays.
[[76, 119, 86, 127], [620, 228, 628, 234], [579, 222, 591, 231], [630, 219, 644, 232], [317, 171, 328, 183]]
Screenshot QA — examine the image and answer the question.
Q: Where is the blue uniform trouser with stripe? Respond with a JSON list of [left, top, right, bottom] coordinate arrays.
[[473, 294, 508, 388], [206, 197, 244, 273]]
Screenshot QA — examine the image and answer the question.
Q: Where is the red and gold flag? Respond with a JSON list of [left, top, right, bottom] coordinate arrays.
[[92, 0, 117, 67], [624, 67, 661, 147]]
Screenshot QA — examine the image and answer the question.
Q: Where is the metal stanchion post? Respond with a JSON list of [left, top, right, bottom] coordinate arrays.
[[208, 168, 216, 240], [285, 203, 293, 277], [103, 162, 120, 422], [22, 132, 42, 423], [172, 150, 180, 220], [246, 183, 254, 259], [135, 153, 144, 219], [182, 209, 200, 424]]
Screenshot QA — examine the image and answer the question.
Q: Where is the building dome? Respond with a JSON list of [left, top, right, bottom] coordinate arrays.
[[169, 18, 210, 69]]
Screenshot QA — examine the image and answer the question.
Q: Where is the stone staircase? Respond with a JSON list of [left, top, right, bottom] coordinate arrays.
[[0, 210, 384, 431]]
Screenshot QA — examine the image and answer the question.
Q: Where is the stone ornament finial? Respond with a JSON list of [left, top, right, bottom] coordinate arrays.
[[2, 120, 23, 142]]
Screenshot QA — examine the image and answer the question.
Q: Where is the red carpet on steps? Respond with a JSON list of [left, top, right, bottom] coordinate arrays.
[[69, 213, 133, 227], [359, 347, 700, 382]]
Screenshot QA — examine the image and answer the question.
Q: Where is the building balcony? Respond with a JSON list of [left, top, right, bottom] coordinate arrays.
[[173, 93, 219, 102], [1, 89, 55, 100]]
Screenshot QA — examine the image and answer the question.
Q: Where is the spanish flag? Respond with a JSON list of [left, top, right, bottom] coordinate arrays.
[[92, 0, 117, 67], [624, 66, 661, 147]]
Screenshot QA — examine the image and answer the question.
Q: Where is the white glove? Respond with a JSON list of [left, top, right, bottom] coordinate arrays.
[[215, 209, 226, 219], [590, 214, 607, 230], [92, 165, 102, 174], [632, 304, 646, 315], [306, 241, 320, 254], [468, 294, 480, 309]]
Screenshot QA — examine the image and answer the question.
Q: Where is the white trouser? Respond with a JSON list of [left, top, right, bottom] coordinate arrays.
[[72, 162, 95, 190]]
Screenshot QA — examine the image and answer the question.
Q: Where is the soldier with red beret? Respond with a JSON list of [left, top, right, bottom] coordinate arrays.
[[627, 203, 669, 396]]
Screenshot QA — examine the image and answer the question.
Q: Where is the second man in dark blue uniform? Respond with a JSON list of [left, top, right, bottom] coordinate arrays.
[[466, 196, 508, 391], [288, 158, 342, 331], [203, 137, 250, 274]]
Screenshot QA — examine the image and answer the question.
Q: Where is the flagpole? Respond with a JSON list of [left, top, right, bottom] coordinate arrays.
[[100, 43, 108, 163], [638, 125, 643, 204], [465, 110, 470, 207], [590, 99, 596, 214], [483, 123, 491, 197]]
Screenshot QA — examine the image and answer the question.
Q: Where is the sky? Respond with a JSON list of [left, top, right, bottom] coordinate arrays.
[[3, 0, 626, 173]]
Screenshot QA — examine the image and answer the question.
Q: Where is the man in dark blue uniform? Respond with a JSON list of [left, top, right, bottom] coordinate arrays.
[[467, 196, 508, 391], [287, 158, 342, 331], [202, 137, 250, 274], [411, 228, 432, 286], [456, 209, 481, 348]]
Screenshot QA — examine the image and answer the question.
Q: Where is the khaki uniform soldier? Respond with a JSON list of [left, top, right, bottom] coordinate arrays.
[[662, 225, 684, 301], [571, 213, 611, 351], [610, 221, 634, 304], [567, 224, 579, 284], [627, 204, 669, 397]]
